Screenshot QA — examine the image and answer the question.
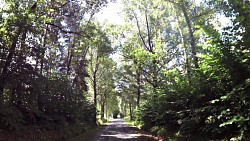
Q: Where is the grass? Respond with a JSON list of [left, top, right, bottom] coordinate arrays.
[[97, 117, 109, 125], [66, 127, 98, 141], [67, 117, 110, 141], [122, 116, 143, 129]]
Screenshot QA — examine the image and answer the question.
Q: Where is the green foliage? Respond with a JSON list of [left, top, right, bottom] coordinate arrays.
[[0, 105, 24, 131], [0, 0, 108, 135], [62, 123, 88, 139], [128, 0, 250, 140], [1, 0, 250, 140], [97, 118, 108, 125]]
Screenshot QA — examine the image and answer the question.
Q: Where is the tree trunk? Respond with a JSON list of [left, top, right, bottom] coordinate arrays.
[[105, 96, 108, 118], [67, 36, 76, 75], [129, 101, 133, 120], [0, 27, 22, 106], [136, 68, 141, 107], [0, 81, 4, 107], [181, 1, 199, 69], [93, 73, 97, 122], [40, 25, 48, 75], [101, 95, 105, 119], [175, 11, 191, 83], [93, 74, 97, 108], [124, 103, 127, 117]]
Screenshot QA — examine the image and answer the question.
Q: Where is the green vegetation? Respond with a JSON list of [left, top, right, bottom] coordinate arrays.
[[116, 0, 250, 140], [0, 0, 109, 140], [0, 0, 249, 140]]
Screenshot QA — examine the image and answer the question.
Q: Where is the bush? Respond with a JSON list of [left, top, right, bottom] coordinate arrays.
[[0, 105, 24, 131], [150, 126, 160, 135]]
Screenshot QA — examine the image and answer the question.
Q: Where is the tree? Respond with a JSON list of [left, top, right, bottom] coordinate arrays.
[[87, 22, 113, 120], [0, 0, 110, 139]]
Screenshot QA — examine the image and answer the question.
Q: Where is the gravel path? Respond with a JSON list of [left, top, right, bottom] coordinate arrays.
[[90, 119, 158, 141]]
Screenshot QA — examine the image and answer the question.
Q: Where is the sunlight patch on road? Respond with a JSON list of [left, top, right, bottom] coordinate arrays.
[[101, 133, 144, 139]]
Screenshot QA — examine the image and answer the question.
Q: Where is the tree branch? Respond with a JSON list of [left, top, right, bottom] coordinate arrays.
[[166, 0, 181, 6], [145, 13, 153, 52], [46, 22, 91, 38], [132, 11, 150, 51], [57, 0, 71, 9]]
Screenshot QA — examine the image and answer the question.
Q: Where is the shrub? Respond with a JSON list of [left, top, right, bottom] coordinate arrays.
[[0, 105, 24, 131]]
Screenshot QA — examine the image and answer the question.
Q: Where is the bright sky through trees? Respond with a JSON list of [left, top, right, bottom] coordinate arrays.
[[95, 0, 231, 67], [1, 0, 249, 140], [95, 0, 123, 25]]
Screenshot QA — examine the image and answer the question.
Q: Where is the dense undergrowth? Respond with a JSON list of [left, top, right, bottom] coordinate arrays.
[[135, 77, 249, 140], [132, 1, 250, 139], [133, 27, 250, 140], [0, 75, 96, 141]]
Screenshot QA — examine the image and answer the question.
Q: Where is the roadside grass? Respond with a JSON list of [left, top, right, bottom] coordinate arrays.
[[122, 116, 143, 129], [122, 117, 210, 141], [97, 117, 110, 125], [67, 117, 110, 141], [122, 117, 162, 141], [122, 116, 134, 125], [66, 127, 98, 141]]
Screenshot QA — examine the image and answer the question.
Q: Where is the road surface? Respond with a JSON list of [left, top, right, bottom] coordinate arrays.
[[90, 119, 158, 141]]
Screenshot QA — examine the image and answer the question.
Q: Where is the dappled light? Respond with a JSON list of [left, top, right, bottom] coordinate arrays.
[[101, 134, 141, 139], [0, 0, 249, 140], [92, 119, 157, 141]]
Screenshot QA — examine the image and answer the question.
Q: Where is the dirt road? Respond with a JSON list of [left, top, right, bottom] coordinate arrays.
[[90, 119, 158, 141]]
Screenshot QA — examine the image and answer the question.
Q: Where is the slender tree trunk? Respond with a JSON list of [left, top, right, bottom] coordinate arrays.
[[93, 71, 98, 123], [0, 81, 4, 107], [136, 68, 141, 107], [101, 94, 105, 119], [93, 74, 97, 108], [153, 63, 158, 89], [0, 27, 22, 106], [105, 96, 108, 118], [129, 101, 133, 120], [175, 10, 191, 83], [40, 25, 48, 75], [124, 102, 127, 117], [67, 36, 76, 75], [181, 1, 199, 69]]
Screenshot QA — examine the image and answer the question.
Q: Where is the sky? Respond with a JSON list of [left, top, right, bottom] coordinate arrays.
[[94, 0, 124, 66], [93, 0, 231, 66], [94, 0, 124, 25], [0, 0, 231, 66]]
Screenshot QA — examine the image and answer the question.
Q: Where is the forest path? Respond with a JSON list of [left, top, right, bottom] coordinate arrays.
[[91, 119, 158, 141], [68, 119, 159, 141]]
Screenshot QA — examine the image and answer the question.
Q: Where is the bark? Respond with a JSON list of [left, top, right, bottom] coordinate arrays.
[[133, 11, 149, 51], [181, 1, 199, 68], [101, 94, 105, 119], [136, 68, 141, 107], [124, 103, 127, 117], [40, 25, 48, 75], [105, 96, 108, 118], [90, 49, 100, 123], [175, 9, 191, 83], [145, 13, 153, 52], [129, 101, 133, 120], [67, 36, 76, 75], [93, 73, 97, 108], [92, 64, 98, 122]]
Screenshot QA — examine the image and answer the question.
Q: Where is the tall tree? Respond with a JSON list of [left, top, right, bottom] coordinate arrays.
[[87, 22, 113, 120]]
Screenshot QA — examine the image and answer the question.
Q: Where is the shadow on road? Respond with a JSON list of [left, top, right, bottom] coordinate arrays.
[[68, 119, 158, 141], [93, 119, 158, 141]]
